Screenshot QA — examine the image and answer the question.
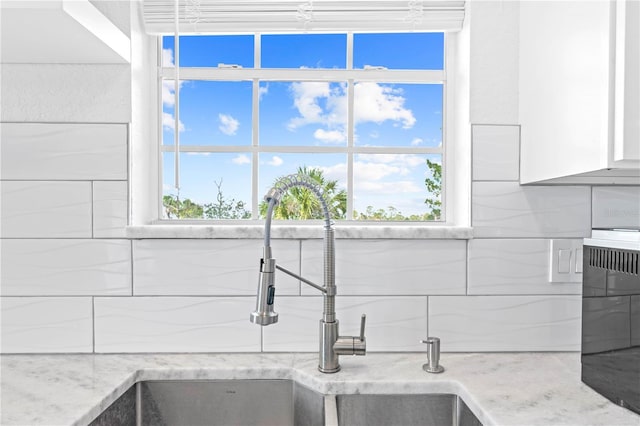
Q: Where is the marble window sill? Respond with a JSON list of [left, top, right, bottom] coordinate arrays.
[[126, 224, 473, 239]]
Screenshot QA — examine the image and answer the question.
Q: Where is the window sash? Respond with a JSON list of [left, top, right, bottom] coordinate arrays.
[[161, 68, 445, 83], [159, 33, 447, 221]]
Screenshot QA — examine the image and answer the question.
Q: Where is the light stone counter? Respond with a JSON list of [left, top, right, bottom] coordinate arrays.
[[1, 352, 639, 426]]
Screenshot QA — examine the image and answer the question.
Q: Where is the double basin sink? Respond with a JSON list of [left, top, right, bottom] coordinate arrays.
[[91, 379, 482, 426]]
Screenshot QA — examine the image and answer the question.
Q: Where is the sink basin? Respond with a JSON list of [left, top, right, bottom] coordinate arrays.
[[90, 379, 324, 426], [334, 394, 482, 426], [90, 380, 482, 426]]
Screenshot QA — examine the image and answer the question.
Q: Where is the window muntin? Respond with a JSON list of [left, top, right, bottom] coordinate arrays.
[[160, 33, 446, 221]]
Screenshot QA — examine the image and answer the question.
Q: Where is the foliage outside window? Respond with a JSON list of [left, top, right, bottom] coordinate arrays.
[[161, 32, 446, 221]]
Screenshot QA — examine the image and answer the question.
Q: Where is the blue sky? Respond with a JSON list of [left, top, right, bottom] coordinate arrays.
[[162, 33, 444, 218]]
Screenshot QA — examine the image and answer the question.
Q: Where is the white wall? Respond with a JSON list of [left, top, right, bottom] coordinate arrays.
[[1, 1, 639, 354]]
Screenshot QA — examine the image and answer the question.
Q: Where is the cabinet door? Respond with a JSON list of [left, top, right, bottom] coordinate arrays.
[[519, 1, 611, 184], [614, 0, 640, 163]]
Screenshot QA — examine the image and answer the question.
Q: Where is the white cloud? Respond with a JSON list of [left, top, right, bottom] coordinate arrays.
[[162, 48, 174, 67], [357, 153, 424, 168], [259, 84, 269, 100], [320, 158, 422, 183], [354, 82, 415, 129], [232, 154, 251, 165], [314, 128, 346, 144], [317, 163, 346, 182], [162, 111, 185, 132], [354, 161, 405, 181], [267, 156, 284, 166], [358, 180, 422, 194], [411, 137, 423, 146], [162, 81, 175, 106], [162, 80, 187, 107], [287, 82, 335, 130], [218, 113, 240, 136], [286, 81, 415, 140]]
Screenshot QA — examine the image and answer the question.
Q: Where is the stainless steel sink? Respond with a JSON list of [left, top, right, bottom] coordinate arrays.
[[90, 379, 324, 426], [91, 380, 482, 426], [332, 394, 482, 426]]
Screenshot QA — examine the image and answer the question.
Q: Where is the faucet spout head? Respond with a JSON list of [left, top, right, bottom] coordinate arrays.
[[249, 257, 279, 326]]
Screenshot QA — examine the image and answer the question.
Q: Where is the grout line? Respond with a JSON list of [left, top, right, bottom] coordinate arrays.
[[91, 181, 95, 239], [425, 296, 429, 338], [471, 123, 521, 127], [92, 297, 96, 353], [298, 239, 303, 296], [130, 240, 135, 296], [0, 293, 584, 298], [465, 239, 470, 296], [0, 178, 126, 182], [0, 121, 129, 125], [589, 185, 594, 229]]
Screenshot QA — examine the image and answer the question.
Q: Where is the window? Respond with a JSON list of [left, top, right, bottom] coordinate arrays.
[[160, 32, 446, 222]]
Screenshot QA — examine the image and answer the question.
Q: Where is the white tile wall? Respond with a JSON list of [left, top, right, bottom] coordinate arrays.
[[0, 297, 93, 353], [472, 182, 592, 238], [0, 64, 131, 123], [93, 181, 128, 238], [133, 240, 300, 296], [2, 49, 639, 356], [301, 240, 466, 295], [429, 295, 582, 351], [94, 297, 260, 352], [1, 239, 131, 296], [592, 186, 640, 229], [468, 239, 582, 295], [1, 181, 92, 238], [1, 123, 127, 180], [262, 296, 427, 352], [472, 125, 520, 181]]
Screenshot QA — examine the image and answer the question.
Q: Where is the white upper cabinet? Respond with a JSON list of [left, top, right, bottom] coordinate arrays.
[[614, 1, 640, 164], [519, 1, 639, 185], [1, 0, 130, 64]]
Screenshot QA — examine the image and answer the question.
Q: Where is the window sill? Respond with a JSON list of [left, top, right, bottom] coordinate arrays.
[[126, 223, 473, 240]]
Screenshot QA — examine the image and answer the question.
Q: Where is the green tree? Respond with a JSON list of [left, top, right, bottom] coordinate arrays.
[[259, 166, 347, 220], [163, 194, 204, 219], [354, 159, 442, 221], [353, 206, 433, 221], [424, 159, 442, 220], [203, 180, 251, 219]]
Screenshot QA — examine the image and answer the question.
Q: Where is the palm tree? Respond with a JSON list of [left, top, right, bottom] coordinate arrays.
[[259, 166, 347, 220]]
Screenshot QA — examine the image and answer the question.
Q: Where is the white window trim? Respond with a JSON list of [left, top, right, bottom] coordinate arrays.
[[129, 8, 471, 239]]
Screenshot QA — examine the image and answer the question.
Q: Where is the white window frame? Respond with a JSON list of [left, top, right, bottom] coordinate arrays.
[[157, 32, 450, 223], [128, 1, 471, 237]]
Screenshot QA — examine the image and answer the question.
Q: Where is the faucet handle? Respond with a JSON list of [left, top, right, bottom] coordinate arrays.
[[359, 314, 366, 341]]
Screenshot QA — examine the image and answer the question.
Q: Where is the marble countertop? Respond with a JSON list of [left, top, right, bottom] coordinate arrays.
[[1, 352, 639, 426]]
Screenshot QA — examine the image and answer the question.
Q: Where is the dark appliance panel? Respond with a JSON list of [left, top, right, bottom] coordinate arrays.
[[582, 242, 640, 415]]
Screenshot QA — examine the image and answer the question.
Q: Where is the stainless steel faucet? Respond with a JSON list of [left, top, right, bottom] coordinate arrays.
[[250, 174, 366, 373]]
